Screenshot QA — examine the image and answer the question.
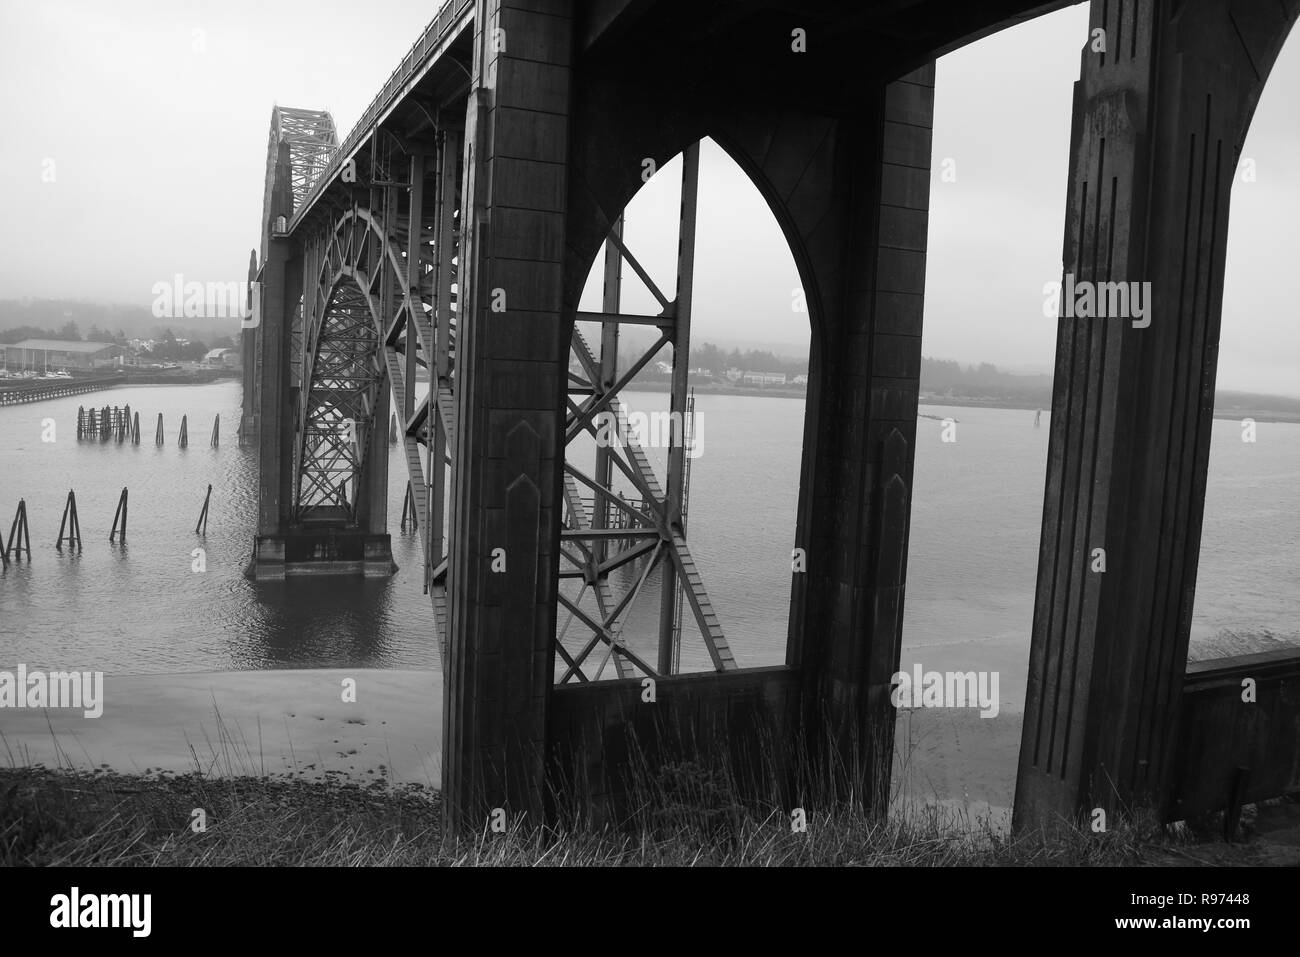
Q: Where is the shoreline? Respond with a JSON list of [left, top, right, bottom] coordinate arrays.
[[624, 379, 1300, 423], [0, 667, 1015, 813]]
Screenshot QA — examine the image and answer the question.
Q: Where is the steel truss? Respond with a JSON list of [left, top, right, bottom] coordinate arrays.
[[279, 119, 459, 638], [557, 142, 736, 681]]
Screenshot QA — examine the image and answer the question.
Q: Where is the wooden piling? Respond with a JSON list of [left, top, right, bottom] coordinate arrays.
[[55, 490, 82, 552], [195, 483, 212, 535], [179, 415, 189, 449], [109, 487, 129, 543], [5, 499, 31, 561], [155, 413, 164, 446], [211, 414, 220, 449], [400, 479, 419, 530], [100, 405, 111, 441], [132, 411, 140, 445], [76, 406, 85, 440]]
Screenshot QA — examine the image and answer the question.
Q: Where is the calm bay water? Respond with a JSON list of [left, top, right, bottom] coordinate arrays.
[[2, 380, 1298, 719]]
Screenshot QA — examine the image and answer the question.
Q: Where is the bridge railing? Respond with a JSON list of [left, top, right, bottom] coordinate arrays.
[[288, 0, 475, 231]]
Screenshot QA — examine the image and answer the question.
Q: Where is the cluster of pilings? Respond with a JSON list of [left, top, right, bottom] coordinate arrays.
[[76, 404, 137, 443], [1, 484, 216, 564], [74, 408, 221, 448]]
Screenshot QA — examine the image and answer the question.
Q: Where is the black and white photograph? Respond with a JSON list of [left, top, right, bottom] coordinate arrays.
[[0, 0, 1296, 933]]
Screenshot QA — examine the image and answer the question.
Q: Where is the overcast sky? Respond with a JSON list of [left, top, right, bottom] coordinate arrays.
[[1, 1, 1296, 394]]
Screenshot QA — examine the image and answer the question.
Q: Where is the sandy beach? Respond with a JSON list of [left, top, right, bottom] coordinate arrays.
[[0, 669, 442, 788]]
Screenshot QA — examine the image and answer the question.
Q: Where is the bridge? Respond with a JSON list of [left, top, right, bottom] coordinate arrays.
[[241, 0, 1300, 836]]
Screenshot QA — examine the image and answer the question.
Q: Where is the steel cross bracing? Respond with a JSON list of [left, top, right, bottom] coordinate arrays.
[[276, 108, 341, 212], [294, 143, 451, 525], [557, 142, 736, 682]]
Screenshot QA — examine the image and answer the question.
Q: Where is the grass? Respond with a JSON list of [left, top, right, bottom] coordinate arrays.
[[0, 761, 1235, 867], [1, 701, 1287, 866]]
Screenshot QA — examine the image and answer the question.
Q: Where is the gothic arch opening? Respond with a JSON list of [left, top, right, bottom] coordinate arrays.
[[557, 137, 809, 680]]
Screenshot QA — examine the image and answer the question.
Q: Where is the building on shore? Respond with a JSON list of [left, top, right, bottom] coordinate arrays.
[[203, 347, 241, 369], [2, 339, 138, 372], [741, 370, 788, 386]]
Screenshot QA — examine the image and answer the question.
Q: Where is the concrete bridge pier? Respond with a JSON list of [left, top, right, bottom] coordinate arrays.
[[249, 230, 300, 578], [441, 0, 576, 830], [555, 55, 938, 820], [439, 0, 941, 830], [784, 69, 935, 812], [1014, 0, 1300, 832]]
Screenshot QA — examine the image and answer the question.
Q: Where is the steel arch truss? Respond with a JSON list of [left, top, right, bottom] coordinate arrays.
[[261, 107, 339, 261], [295, 208, 402, 520], [274, 107, 340, 213], [289, 128, 461, 642], [296, 275, 381, 517]]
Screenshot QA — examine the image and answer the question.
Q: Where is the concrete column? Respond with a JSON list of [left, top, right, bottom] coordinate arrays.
[[1014, 0, 1299, 830], [249, 230, 301, 576], [442, 0, 574, 833], [791, 66, 935, 809]]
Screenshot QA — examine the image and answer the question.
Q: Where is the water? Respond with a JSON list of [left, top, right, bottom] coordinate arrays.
[[0, 382, 433, 672], [2, 381, 1298, 710]]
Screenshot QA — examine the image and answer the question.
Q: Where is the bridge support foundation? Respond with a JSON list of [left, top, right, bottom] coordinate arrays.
[[441, 0, 576, 830]]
